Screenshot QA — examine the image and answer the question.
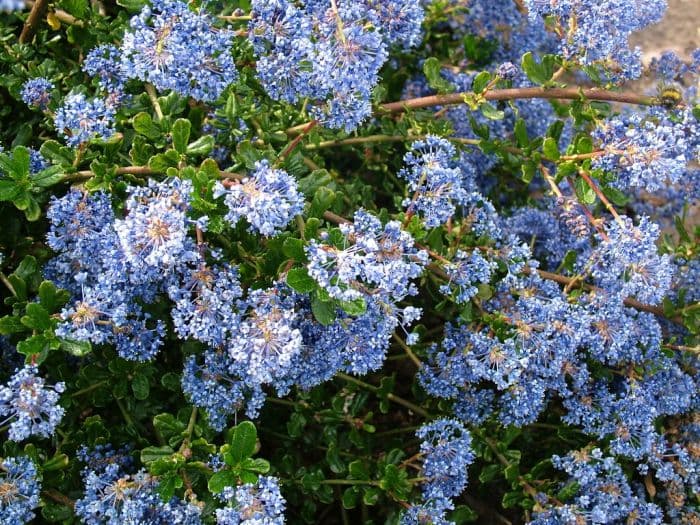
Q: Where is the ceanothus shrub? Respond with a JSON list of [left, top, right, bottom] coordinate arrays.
[[0, 0, 698, 523]]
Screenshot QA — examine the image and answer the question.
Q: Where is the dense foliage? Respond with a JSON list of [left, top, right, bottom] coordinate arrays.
[[0, 0, 698, 523]]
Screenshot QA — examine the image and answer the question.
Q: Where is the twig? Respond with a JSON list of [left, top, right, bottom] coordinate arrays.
[[19, 0, 48, 43], [145, 83, 164, 121], [336, 373, 431, 419], [277, 120, 318, 162]]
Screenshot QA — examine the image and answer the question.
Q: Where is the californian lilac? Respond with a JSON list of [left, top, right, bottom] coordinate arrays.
[[400, 496, 454, 525], [20, 77, 53, 110], [589, 215, 673, 304], [75, 463, 202, 525], [531, 449, 664, 524], [114, 178, 198, 282], [228, 287, 302, 386], [592, 107, 695, 192], [215, 476, 286, 525], [496, 61, 519, 81], [416, 418, 474, 499], [305, 210, 428, 303], [121, 0, 237, 102], [83, 44, 125, 93], [0, 365, 65, 442], [649, 50, 689, 81], [249, 0, 421, 131], [440, 249, 496, 303], [213, 161, 303, 237], [168, 263, 243, 346], [524, 0, 667, 81], [0, 456, 41, 524], [398, 136, 469, 227], [54, 92, 115, 147], [182, 350, 265, 431]]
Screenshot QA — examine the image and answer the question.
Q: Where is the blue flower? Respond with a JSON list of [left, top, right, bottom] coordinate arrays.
[[0, 365, 65, 442], [213, 160, 303, 237], [0, 456, 41, 524], [54, 92, 115, 147], [215, 476, 286, 525], [20, 78, 53, 110]]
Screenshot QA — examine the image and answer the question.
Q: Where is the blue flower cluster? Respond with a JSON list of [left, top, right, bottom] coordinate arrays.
[[398, 136, 470, 228], [54, 92, 116, 147], [402, 418, 474, 524], [76, 461, 202, 524], [215, 476, 286, 525], [531, 449, 664, 524], [592, 107, 699, 192], [0, 456, 41, 524], [524, 0, 667, 81], [213, 161, 304, 236], [0, 364, 65, 442], [0, 0, 22, 11], [306, 209, 428, 303], [20, 77, 53, 110], [248, 0, 424, 131], [121, 0, 237, 102]]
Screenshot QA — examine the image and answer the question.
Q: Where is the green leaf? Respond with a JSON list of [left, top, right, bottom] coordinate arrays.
[[131, 374, 150, 400], [133, 112, 162, 140], [40, 140, 74, 167], [339, 297, 366, 316], [502, 490, 523, 509], [514, 118, 529, 148], [186, 135, 215, 156], [240, 457, 270, 474], [472, 71, 492, 94], [43, 454, 69, 471], [542, 137, 560, 160], [449, 505, 479, 523], [601, 185, 629, 206], [379, 464, 410, 500], [521, 162, 536, 184], [574, 176, 596, 205], [298, 169, 332, 196], [286, 267, 317, 293], [153, 413, 187, 446], [229, 421, 257, 464], [282, 238, 306, 261], [22, 196, 42, 222], [38, 280, 69, 312], [0, 180, 21, 201], [348, 460, 370, 481], [16, 334, 49, 356], [140, 445, 175, 464], [31, 166, 65, 188], [342, 487, 359, 509], [60, 339, 92, 356], [480, 102, 505, 120], [478, 464, 501, 483], [422, 57, 454, 94], [148, 149, 180, 172], [362, 487, 381, 505], [309, 187, 335, 218], [520, 52, 555, 85], [208, 470, 238, 493], [20, 303, 51, 331], [311, 295, 336, 325], [59, 0, 88, 18], [0, 316, 26, 335], [172, 119, 191, 154]]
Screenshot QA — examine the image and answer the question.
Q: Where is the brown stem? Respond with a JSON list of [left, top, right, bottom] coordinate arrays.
[[20, 0, 48, 43], [42, 489, 75, 509], [579, 169, 624, 226], [277, 119, 318, 162], [381, 87, 658, 113]]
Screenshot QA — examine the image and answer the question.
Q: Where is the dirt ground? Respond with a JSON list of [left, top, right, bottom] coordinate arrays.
[[630, 0, 700, 60]]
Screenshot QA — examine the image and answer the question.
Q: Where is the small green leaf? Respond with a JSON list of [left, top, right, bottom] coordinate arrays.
[[38, 280, 69, 311], [521, 52, 555, 85], [423, 57, 454, 94], [241, 457, 270, 474], [514, 118, 529, 148], [342, 487, 359, 509], [0, 316, 26, 335], [309, 187, 335, 218], [339, 297, 366, 316], [59, 0, 88, 17], [348, 460, 370, 481], [311, 295, 336, 325], [133, 113, 162, 140], [60, 339, 92, 356], [39, 140, 74, 167], [172, 119, 191, 154], [229, 421, 257, 463], [16, 334, 49, 356], [480, 102, 505, 120], [286, 267, 317, 293], [574, 176, 596, 205], [21, 303, 51, 331], [131, 374, 150, 400], [140, 445, 175, 464], [186, 135, 215, 156], [282, 238, 306, 261], [0, 180, 21, 201], [472, 71, 492, 94], [542, 137, 560, 160], [208, 470, 238, 493]]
